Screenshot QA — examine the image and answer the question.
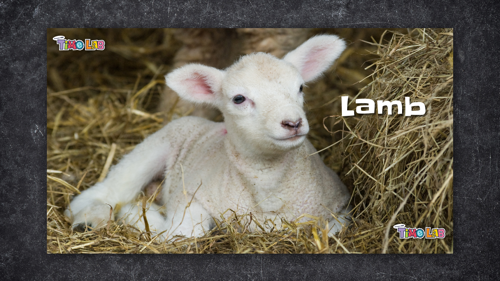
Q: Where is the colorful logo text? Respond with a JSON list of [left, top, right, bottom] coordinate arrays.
[[393, 224, 446, 239], [53, 35, 105, 51]]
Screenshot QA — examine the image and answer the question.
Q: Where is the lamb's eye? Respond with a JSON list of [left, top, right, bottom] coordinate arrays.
[[232, 95, 246, 104], [299, 85, 303, 92]]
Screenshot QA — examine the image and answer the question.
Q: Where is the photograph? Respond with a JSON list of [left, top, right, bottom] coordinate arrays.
[[46, 28, 453, 254]]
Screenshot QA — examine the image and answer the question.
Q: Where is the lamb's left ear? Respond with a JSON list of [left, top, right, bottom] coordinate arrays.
[[283, 35, 346, 82], [165, 64, 225, 105]]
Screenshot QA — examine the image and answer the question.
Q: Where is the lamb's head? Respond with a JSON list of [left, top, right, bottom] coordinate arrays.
[[166, 35, 346, 156]]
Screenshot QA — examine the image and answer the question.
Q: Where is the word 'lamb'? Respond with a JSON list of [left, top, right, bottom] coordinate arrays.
[[65, 35, 352, 239]]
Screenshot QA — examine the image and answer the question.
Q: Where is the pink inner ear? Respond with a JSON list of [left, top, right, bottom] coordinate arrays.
[[185, 73, 213, 96], [301, 46, 330, 81]]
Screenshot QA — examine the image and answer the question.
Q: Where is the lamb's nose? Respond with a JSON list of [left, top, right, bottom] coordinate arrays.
[[281, 118, 302, 130]]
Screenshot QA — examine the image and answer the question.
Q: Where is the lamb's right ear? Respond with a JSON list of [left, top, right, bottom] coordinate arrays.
[[283, 35, 346, 83], [165, 64, 225, 105]]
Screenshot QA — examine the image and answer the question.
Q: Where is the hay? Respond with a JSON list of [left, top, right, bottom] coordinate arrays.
[[329, 28, 454, 253], [47, 28, 452, 254]]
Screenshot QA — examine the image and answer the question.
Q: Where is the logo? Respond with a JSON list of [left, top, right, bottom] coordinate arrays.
[[393, 224, 446, 239], [52, 35, 105, 51]]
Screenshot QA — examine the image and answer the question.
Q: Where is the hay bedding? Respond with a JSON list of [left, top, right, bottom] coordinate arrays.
[[47, 28, 452, 254]]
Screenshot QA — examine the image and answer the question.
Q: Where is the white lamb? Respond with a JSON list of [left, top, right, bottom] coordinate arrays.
[[64, 35, 352, 239]]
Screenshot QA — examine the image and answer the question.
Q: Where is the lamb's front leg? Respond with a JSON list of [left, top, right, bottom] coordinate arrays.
[[163, 201, 214, 239], [64, 125, 173, 231]]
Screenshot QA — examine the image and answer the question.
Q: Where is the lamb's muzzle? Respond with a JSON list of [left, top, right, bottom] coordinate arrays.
[[281, 118, 302, 130]]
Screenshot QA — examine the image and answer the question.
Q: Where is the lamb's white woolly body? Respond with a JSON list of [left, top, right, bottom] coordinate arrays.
[[65, 35, 351, 239], [161, 117, 348, 223]]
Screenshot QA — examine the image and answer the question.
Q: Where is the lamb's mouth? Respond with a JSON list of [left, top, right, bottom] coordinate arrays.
[[273, 134, 306, 141]]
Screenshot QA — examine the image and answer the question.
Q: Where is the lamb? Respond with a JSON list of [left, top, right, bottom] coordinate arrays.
[[64, 35, 352, 240]]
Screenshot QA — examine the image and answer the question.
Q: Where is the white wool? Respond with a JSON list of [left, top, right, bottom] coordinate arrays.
[[65, 35, 351, 239]]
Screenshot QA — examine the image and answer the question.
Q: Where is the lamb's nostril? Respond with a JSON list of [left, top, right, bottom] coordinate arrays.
[[296, 118, 302, 129], [281, 118, 302, 130]]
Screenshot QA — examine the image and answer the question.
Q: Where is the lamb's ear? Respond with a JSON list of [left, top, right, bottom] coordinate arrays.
[[283, 35, 346, 82], [165, 64, 225, 105]]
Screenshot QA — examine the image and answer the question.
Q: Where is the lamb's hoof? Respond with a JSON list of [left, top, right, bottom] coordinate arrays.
[[68, 203, 114, 232], [73, 223, 93, 232]]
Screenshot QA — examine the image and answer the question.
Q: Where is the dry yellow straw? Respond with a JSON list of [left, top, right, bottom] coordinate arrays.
[[98, 143, 117, 182]]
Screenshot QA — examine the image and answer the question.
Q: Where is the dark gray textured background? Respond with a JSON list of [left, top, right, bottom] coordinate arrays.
[[1, 0, 499, 279]]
